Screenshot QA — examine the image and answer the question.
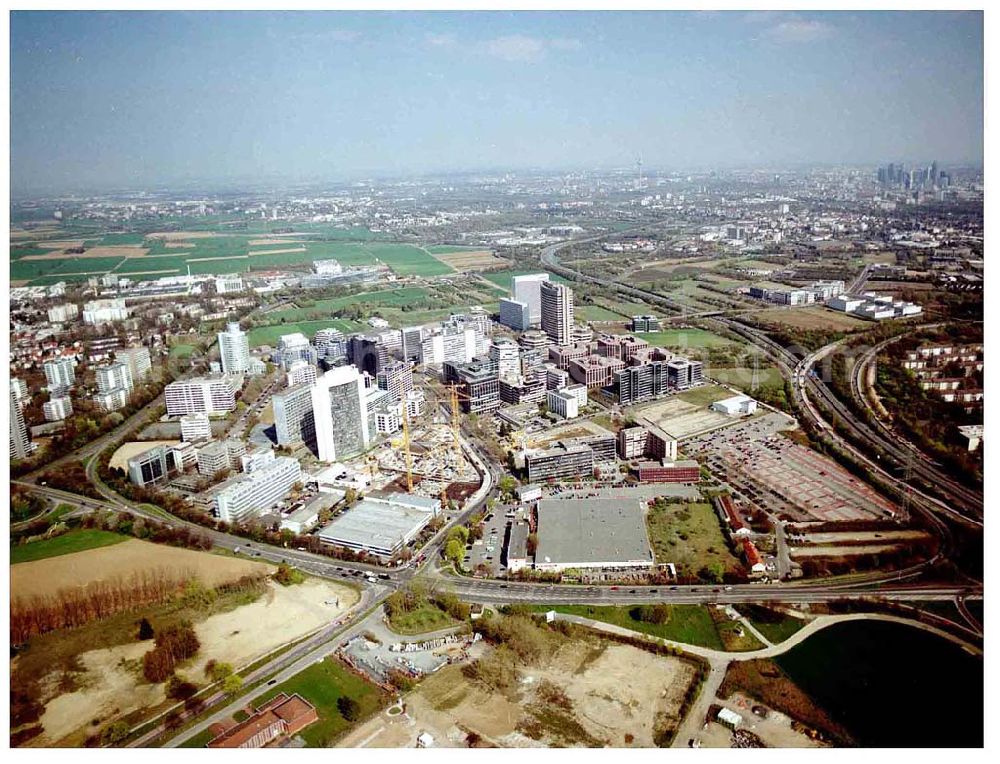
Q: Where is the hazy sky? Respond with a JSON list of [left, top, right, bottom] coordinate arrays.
[[10, 10, 984, 193]]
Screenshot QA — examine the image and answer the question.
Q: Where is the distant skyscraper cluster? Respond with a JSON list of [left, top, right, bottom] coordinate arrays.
[[877, 161, 949, 190]]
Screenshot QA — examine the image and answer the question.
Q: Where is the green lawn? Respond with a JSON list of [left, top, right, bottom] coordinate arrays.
[[251, 657, 389, 747], [247, 320, 363, 348], [646, 501, 744, 580], [387, 603, 461, 635], [178, 728, 216, 748], [732, 605, 807, 644], [577, 305, 627, 322], [532, 604, 725, 651], [640, 328, 737, 349], [10, 529, 127, 564], [481, 269, 570, 291]]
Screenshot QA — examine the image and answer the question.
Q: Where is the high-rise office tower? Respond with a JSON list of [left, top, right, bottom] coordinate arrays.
[[218, 322, 251, 375], [512, 273, 550, 326], [311, 365, 370, 462], [540, 281, 574, 347]]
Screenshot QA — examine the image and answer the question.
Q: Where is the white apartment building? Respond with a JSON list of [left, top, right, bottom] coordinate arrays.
[[117, 346, 152, 382], [165, 375, 239, 416], [286, 359, 318, 388], [547, 389, 579, 420], [218, 322, 251, 375], [43, 396, 73, 422], [47, 303, 79, 323], [43, 358, 76, 390], [83, 298, 128, 325]]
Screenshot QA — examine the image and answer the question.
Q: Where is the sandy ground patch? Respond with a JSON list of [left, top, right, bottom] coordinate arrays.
[[163, 241, 190, 248], [34, 579, 357, 746], [350, 640, 697, 748], [11, 540, 271, 601], [37, 640, 166, 745], [432, 250, 510, 271], [108, 440, 180, 471], [248, 246, 307, 256], [185, 578, 358, 678], [696, 692, 826, 748], [11, 279, 30, 286]]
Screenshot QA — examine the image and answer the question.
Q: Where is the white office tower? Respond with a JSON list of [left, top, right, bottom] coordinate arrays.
[[218, 322, 251, 375], [212, 451, 302, 525], [43, 358, 76, 391], [311, 366, 370, 462], [287, 359, 318, 388], [490, 337, 521, 380], [277, 333, 316, 369], [273, 383, 316, 447], [10, 381, 31, 459], [43, 396, 73, 422], [376, 360, 414, 402], [405, 389, 425, 418], [117, 346, 152, 382], [512, 273, 550, 325], [540, 281, 574, 347], [401, 326, 424, 362], [180, 412, 212, 442], [499, 298, 530, 331]]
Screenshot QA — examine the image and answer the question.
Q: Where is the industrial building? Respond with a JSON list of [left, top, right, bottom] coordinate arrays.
[[711, 395, 758, 416], [534, 497, 654, 573], [316, 493, 440, 558]]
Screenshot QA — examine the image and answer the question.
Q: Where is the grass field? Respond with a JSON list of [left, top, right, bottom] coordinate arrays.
[[251, 657, 390, 747], [10, 529, 127, 565], [734, 604, 807, 644], [480, 269, 570, 291], [259, 287, 431, 324], [675, 383, 738, 407], [386, 603, 461, 635], [531, 604, 725, 651], [639, 328, 738, 349], [756, 306, 870, 332], [576, 305, 628, 321], [709, 366, 785, 388], [646, 501, 744, 580], [178, 728, 216, 748], [247, 319, 363, 348]]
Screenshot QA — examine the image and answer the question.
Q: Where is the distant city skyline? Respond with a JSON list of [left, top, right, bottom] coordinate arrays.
[[10, 10, 984, 194]]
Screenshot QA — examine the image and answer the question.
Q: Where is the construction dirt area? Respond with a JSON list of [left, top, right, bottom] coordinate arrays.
[[29, 578, 358, 746], [694, 692, 827, 749], [371, 421, 479, 501], [338, 638, 698, 749], [685, 415, 898, 523], [108, 440, 181, 471], [10, 539, 270, 601]]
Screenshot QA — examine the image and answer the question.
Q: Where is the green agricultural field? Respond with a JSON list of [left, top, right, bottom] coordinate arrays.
[[251, 657, 390, 747], [481, 269, 570, 291], [709, 366, 784, 389], [247, 320, 363, 348], [576, 305, 627, 322], [10, 529, 127, 565], [646, 500, 743, 581], [530, 604, 725, 651], [424, 245, 485, 254], [639, 328, 737, 349]]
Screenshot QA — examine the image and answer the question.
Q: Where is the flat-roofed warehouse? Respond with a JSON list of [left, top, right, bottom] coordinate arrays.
[[316, 493, 440, 559], [534, 497, 654, 573]]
